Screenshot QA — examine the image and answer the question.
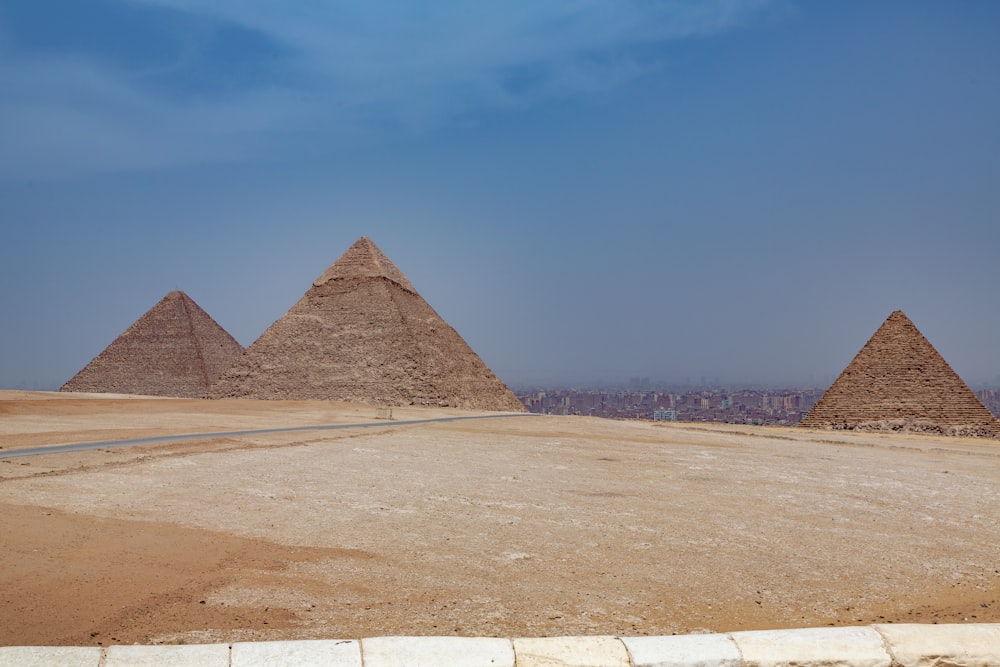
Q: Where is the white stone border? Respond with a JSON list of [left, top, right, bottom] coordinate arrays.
[[1, 624, 997, 666]]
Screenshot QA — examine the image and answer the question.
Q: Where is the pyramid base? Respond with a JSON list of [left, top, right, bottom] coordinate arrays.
[[807, 418, 999, 439]]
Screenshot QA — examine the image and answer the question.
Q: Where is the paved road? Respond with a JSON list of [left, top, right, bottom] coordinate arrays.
[[0, 413, 536, 460]]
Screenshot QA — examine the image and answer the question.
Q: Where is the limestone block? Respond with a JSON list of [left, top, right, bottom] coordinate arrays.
[[731, 626, 891, 667], [231, 639, 362, 666], [104, 643, 230, 667], [362, 636, 515, 667], [621, 634, 741, 667], [512, 636, 629, 667], [875, 623, 1000, 667], [0, 646, 102, 667]]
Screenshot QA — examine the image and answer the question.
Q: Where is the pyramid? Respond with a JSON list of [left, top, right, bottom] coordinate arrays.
[[61, 291, 244, 397], [800, 310, 1000, 437], [208, 237, 525, 412]]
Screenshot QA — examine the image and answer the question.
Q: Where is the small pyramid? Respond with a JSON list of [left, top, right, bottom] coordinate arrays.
[[61, 291, 244, 398], [208, 237, 525, 412], [800, 310, 1000, 437]]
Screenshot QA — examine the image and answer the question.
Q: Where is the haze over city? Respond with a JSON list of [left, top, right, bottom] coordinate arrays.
[[2, 0, 999, 391]]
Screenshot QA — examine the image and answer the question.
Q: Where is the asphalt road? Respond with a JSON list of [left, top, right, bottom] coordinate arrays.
[[0, 413, 536, 460]]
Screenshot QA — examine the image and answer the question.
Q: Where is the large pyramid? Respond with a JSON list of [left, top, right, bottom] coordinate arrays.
[[61, 291, 243, 397], [800, 310, 1000, 437], [208, 237, 525, 412]]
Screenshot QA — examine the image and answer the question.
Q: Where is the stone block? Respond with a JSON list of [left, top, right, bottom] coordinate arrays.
[[621, 634, 741, 667], [362, 636, 515, 667], [731, 626, 891, 667], [231, 639, 362, 666], [104, 643, 230, 667], [875, 623, 1000, 667], [512, 636, 629, 667], [0, 646, 102, 667]]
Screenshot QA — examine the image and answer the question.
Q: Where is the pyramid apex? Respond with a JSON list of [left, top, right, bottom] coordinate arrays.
[[880, 310, 913, 327], [313, 237, 415, 291]]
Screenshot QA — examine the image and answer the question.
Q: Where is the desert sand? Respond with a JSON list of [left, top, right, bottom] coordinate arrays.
[[1, 390, 998, 647]]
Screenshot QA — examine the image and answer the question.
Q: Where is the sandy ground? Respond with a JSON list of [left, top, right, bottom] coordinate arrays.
[[1, 391, 998, 647]]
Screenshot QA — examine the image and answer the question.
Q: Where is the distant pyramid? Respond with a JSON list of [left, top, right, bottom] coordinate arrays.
[[208, 237, 525, 412], [800, 310, 1000, 437], [61, 291, 244, 397]]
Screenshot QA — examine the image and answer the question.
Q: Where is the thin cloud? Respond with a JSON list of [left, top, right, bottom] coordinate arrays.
[[131, 0, 786, 105], [0, 59, 309, 179], [0, 0, 788, 179]]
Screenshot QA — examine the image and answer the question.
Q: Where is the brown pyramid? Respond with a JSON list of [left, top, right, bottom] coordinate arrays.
[[208, 237, 525, 411], [800, 310, 1000, 437], [61, 291, 244, 397]]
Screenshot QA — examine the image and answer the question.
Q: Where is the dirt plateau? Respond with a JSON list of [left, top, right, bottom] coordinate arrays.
[[1, 391, 998, 647]]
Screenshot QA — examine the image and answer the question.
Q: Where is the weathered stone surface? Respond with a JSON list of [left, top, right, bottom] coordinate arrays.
[[513, 636, 630, 666], [209, 237, 525, 411], [875, 623, 1000, 667], [0, 646, 101, 666], [104, 643, 230, 666], [621, 634, 741, 667], [731, 626, 891, 667], [231, 639, 362, 666], [800, 311, 1000, 437], [362, 636, 515, 667], [61, 291, 243, 398]]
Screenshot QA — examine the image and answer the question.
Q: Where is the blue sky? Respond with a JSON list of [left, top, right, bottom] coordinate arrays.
[[2, 0, 999, 390]]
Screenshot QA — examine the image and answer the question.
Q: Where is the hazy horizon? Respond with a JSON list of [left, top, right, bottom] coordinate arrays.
[[2, 1, 999, 391]]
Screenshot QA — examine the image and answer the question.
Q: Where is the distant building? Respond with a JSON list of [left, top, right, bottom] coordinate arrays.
[[517, 386, 824, 425]]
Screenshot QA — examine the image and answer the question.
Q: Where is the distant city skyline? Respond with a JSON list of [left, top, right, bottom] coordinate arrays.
[[2, 1, 999, 391], [514, 386, 1000, 423], [515, 386, 825, 425]]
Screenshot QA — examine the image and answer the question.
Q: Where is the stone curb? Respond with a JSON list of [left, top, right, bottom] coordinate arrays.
[[1, 624, 997, 666]]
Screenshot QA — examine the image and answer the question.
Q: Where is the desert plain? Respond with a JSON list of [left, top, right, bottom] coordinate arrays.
[[1, 390, 998, 647]]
